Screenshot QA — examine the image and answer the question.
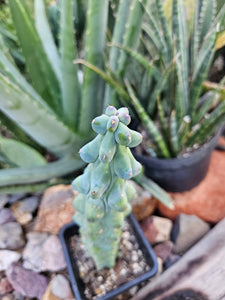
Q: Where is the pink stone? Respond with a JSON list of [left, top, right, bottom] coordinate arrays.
[[23, 233, 66, 272], [0, 278, 13, 295], [140, 216, 172, 244], [0, 208, 15, 225], [153, 241, 174, 262], [6, 263, 49, 299]]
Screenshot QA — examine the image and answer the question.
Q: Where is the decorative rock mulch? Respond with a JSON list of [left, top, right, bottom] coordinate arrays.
[[34, 184, 77, 234], [0, 209, 15, 225], [23, 233, 66, 272], [0, 189, 75, 300], [140, 215, 173, 244], [11, 196, 39, 225], [6, 263, 49, 299], [0, 222, 25, 250], [0, 177, 218, 299], [0, 250, 21, 272], [43, 274, 74, 300], [171, 214, 210, 254]]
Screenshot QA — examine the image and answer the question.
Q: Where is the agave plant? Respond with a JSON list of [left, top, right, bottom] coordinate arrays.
[[0, 0, 172, 209], [122, 0, 225, 158], [0, 0, 108, 192], [81, 0, 225, 158]]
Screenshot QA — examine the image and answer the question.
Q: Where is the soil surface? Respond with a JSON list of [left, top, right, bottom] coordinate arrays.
[[70, 222, 152, 300]]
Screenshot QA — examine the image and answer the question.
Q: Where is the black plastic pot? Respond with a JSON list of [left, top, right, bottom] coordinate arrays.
[[59, 213, 158, 300], [134, 131, 221, 193]]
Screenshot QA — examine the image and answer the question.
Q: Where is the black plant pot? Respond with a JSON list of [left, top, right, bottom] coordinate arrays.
[[134, 131, 221, 193], [59, 213, 158, 300]]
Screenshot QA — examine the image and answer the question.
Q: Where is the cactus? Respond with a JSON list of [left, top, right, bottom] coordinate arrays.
[[72, 106, 142, 269]]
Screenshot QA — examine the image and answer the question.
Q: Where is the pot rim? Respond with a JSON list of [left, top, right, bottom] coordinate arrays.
[[135, 129, 221, 169]]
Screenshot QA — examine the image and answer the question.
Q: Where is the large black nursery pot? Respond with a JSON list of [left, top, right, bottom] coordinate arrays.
[[134, 130, 221, 193], [59, 213, 158, 300]]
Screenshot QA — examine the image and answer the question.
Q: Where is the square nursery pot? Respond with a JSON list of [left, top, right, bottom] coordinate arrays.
[[59, 213, 158, 300]]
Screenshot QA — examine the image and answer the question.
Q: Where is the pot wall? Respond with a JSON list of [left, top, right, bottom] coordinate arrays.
[[134, 131, 221, 192]]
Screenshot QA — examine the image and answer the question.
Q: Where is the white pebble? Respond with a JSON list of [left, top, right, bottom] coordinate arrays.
[[132, 263, 142, 274], [132, 254, 138, 262], [97, 276, 103, 282], [122, 231, 130, 239], [120, 268, 127, 276]]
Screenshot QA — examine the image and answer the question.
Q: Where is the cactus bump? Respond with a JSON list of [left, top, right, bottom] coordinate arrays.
[[72, 106, 143, 269]]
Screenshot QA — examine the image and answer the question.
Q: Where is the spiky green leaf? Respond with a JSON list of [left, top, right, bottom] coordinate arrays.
[[60, 0, 81, 130], [79, 0, 108, 134], [134, 174, 174, 209], [0, 136, 46, 167], [34, 0, 61, 81], [172, 0, 188, 114], [0, 72, 85, 155], [8, 0, 61, 113], [125, 79, 171, 158], [0, 155, 85, 187]]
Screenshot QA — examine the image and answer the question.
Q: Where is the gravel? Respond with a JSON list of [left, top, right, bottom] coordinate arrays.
[[70, 222, 151, 300]]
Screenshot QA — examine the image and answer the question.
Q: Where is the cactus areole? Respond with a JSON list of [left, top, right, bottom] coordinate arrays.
[[72, 106, 143, 269]]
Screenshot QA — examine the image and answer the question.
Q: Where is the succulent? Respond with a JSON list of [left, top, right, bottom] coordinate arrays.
[[72, 106, 142, 269], [0, 0, 172, 209], [85, 0, 225, 158], [216, 0, 225, 50], [123, 0, 225, 158], [0, 0, 108, 191]]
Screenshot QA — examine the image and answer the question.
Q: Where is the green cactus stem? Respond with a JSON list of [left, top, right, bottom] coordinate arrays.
[[72, 106, 142, 269]]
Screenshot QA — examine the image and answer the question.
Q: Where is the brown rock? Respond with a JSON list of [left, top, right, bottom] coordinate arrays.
[[34, 185, 77, 234], [129, 181, 157, 221], [11, 196, 39, 225], [153, 241, 174, 262], [140, 216, 173, 244], [0, 278, 13, 295]]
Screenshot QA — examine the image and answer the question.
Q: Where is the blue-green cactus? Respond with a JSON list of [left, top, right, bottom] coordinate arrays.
[[72, 106, 143, 269]]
